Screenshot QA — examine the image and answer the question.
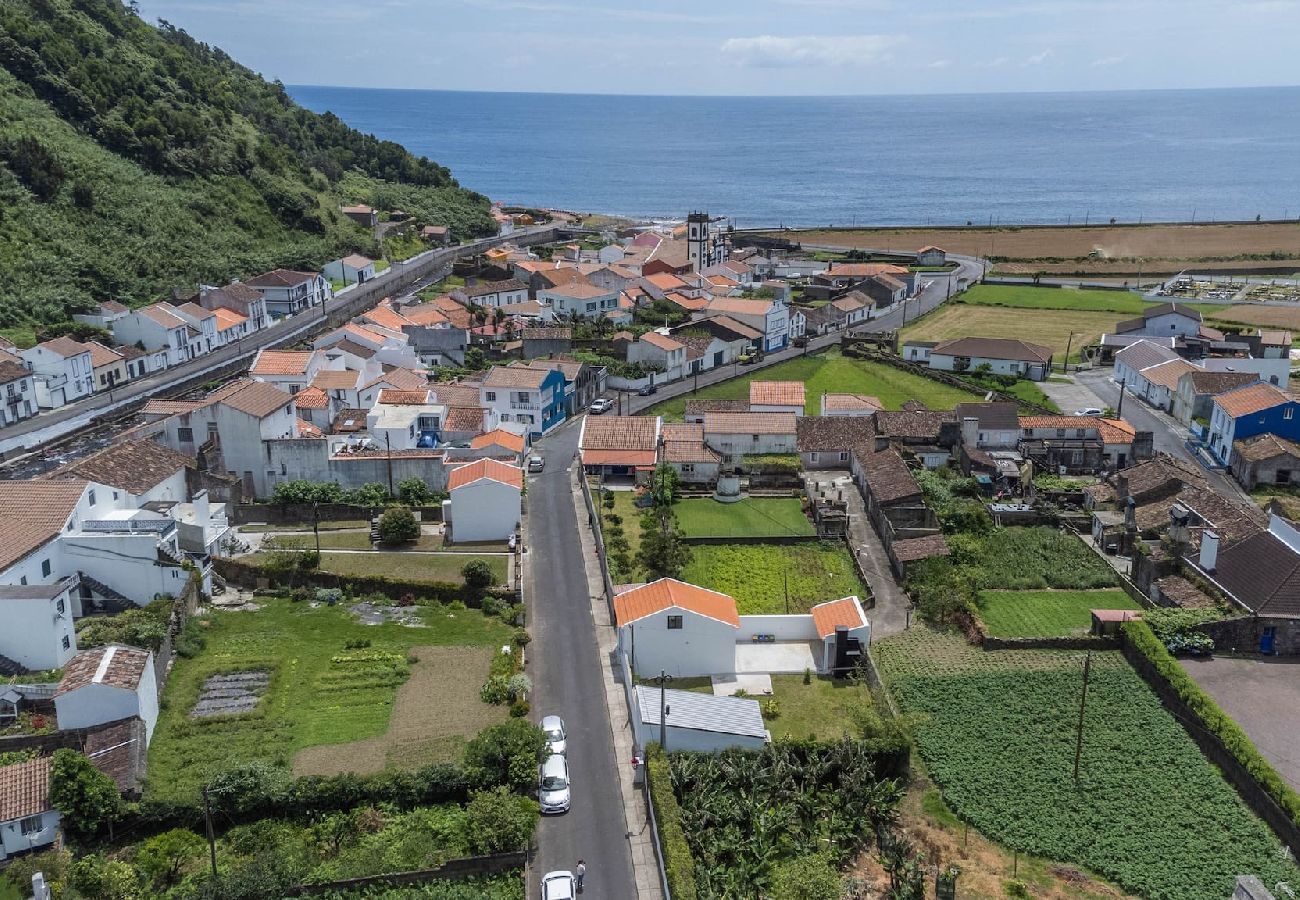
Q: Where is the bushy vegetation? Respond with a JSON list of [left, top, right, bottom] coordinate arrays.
[[0, 0, 492, 321], [876, 628, 1296, 899], [376, 506, 420, 545], [75, 596, 174, 651], [270, 480, 390, 508], [1142, 606, 1225, 654], [681, 542, 866, 615]]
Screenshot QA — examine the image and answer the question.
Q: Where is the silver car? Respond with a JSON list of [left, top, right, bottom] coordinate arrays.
[[541, 871, 575, 900], [541, 714, 567, 756], [539, 753, 571, 814]]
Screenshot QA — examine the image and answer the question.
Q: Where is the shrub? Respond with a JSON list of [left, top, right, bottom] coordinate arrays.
[[463, 719, 547, 791], [48, 748, 123, 836], [506, 673, 532, 701], [480, 675, 510, 705], [135, 828, 206, 888], [314, 587, 342, 606], [397, 477, 434, 507], [646, 745, 697, 900], [761, 698, 781, 720], [462, 559, 496, 598], [769, 853, 844, 900], [464, 787, 539, 855], [512, 628, 531, 647], [344, 638, 371, 650], [509, 699, 530, 718], [377, 506, 420, 545]]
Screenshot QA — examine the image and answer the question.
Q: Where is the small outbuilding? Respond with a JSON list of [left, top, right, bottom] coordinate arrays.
[[54, 645, 159, 743], [445, 458, 523, 543], [634, 685, 769, 752]]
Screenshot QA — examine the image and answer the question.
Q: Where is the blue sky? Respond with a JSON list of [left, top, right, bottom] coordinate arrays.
[[137, 0, 1300, 95]]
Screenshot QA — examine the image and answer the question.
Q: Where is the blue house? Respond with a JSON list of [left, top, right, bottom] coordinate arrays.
[[1207, 381, 1300, 466], [479, 364, 568, 440]]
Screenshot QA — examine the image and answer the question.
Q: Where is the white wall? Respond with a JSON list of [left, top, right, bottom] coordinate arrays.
[[1200, 357, 1290, 387], [620, 608, 737, 677], [449, 479, 520, 542], [54, 653, 158, 742], [737, 614, 820, 642], [634, 719, 768, 754], [0, 809, 60, 861], [0, 589, 76, 670]]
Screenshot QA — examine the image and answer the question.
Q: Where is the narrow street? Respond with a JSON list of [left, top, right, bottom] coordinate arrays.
[[526, 418, 637, 896]]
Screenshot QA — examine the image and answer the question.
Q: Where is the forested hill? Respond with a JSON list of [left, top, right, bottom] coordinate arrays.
[[0, 0, 494, 329]]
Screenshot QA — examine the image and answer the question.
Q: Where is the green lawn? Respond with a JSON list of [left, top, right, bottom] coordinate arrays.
[[682, 542, 867, 614], [978, 589, 1141, 638], [875, 628, 1295, 899], [675, 497, 814, 538], [765, 675, 873, 741], [317, 551, 506, 585], [145, 596, 512, 803], [600, 488, 648, 581], [647, 348, 978, 421]]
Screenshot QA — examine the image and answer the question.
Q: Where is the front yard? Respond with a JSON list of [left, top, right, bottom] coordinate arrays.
[[681, 542, 867, 615], [146, 595, 513, 804], [763, 674, 875, 742], [675, 497, 814, 539], [978, 589, 1140, 638]]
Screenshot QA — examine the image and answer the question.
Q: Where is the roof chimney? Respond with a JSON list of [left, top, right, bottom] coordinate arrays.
[[1199, 530, 1220, 573], [1124, 496, 1137, 530]]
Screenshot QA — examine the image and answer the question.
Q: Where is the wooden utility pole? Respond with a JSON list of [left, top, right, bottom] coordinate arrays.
[[1115, 378, 1127, 420], [1072, 651, 1094, 782], [202, 786, 218, 879]]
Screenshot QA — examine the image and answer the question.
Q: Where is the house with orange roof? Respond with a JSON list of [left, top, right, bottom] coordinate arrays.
[[749, 381, 805, 416], [459, 428, 527, 463], [108, 302, 192, 367], [627, 331, 686, 382], [446, 458, 523, 543], [1207, 381, 1300, 466], [704, 296, 790, 352], [538, 278, 620, 320], [84, 340, 129, 392], [480, 365, 568, 438], [1019, 415, 1146, 472], [249, 348, 324, 394], [579, 415, 661, 478], [366, 388, 445, 451], [613, 578, 870, 679]]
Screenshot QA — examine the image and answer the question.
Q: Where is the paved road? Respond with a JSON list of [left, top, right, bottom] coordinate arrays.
[[527, 419, 636, 896]]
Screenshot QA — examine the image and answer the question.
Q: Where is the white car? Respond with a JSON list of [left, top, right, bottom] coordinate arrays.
[[1074, 407, 1103, 417], [589, 398, 613, 414], [539, 753, 571, 814], [527, 455, 545, 473], [541, 714, 567, 756], [541, 871, 576, 900]]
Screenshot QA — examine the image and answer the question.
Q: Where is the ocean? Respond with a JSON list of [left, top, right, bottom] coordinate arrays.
[[289, 85, 1300, 228]]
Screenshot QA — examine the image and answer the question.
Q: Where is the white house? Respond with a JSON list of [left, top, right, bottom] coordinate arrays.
[[0, 356, 37, 426], [244, 269, 331, 319], [702, 412, 798, 466], [0, 757, 60, 862], [1114, 340, 1182, 393], [172, 302, 220, 357], [249, 349, 324, 395], [323, 254, 376, 287], [749, 381, 805, 416], [540, 281, 621, 320], [1114, 302, 1203, 339], [922, 337, 1054, 382], [366, 389, 445, 451], [194, 281, 270, 333], [917, 246, 947, 266], [628, 332, 686, 382], [54, 644, 159, 743], [455, 279, 530, 309], [0, 580, 79, 670], [705, 297, 790, 352], [633, 686, 768, 753], [110, 303, 191, 367], [21, 337, 95, 409], [445, 458, 523, 543]]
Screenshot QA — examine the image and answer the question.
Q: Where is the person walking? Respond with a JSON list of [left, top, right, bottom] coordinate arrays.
[[575, 859, 586, 891]]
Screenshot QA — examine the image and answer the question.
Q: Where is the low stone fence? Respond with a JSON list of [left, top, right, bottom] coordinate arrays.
[[283, 851, 527, 897], [154, 575, 202, 696], [982, 635, 1119, 652]]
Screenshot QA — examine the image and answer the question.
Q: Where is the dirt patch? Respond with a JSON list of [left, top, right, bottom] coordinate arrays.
[[291, 645, 506, 777], [1207, 304, 1300, 330]]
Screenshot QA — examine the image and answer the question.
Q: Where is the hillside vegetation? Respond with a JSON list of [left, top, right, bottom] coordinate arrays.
[[0, 0, 494, 325]]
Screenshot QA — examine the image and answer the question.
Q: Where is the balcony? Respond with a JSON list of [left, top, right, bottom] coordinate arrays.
[[81, 518, 177, 539], [509, 401, 538, 411]]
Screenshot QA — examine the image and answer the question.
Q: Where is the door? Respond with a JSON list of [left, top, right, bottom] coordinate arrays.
[[1260, 626, 1277, 655]]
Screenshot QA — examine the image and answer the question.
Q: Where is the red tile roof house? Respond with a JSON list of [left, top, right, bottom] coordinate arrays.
[[445, 458, 523, 543], [701, 412, 798, 468], [55, 644, 159, 743], [914, 336, 1055, 382], [19, 336, 95, 408], [749, 380, 806, 416], [613, 578, 870, 679], [0, 756, 59, 861], [579, 415, 662, 479]]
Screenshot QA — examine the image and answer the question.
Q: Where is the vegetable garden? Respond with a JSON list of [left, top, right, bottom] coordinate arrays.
[[681, 542, 868, 615], [874, 628, 1297, 899]]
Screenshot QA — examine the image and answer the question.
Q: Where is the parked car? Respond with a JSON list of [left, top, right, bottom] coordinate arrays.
[[738, 350, 758, 365], [527, 455, 545, 473], [589, 397, 613, 414], [792, 335, 809, 348], [539, 754, 571, 814], [541, 871, 576, 900], [1074, 407, 1103, 417], [637, 383, 658, 396], [541, 714, 567, 756]]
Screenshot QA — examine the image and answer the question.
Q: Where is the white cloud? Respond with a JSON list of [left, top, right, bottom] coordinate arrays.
[[927, 59, 952, 68], [1023, 48, 1053, 65], [1091, 55, 1125, 66], [720, 34, 898, 68]]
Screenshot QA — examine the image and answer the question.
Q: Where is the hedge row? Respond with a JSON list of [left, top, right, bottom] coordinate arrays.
[[214, 558, 517, 607], [646, 744, 697, 900], [1122, 620, 1300, 828]]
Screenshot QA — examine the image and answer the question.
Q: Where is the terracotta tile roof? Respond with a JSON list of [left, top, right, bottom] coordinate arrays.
[[0, 757, 52, 822], [706, 297, 774, 319], [470, 429, 526, 453], [251, 349, 314, 377], [1183, 370, 1257, 395], [340, 254, 374, 269], [701, 315, 762, 340], [174, 301, 215, 321], [1214, 382, 1292, 418], [523, 327, 573, 341], [664, 292, 709, 312], [367, 368, 429, 392], [84, 341, 123, 368], [403, 304, 451, 327], [448, 458, 523, 491], [483, 366, 550, 390], [330, 408, 370, 433], [583, 449, 658, 466], [141, 398, 202, 416], [825, 262, 907, 278], [1083, 482, 1116, 504], [1120, 455, 1206, 499], [138, 304, 186, 329], [614, 578, 740, 628], [684, 399, 750, 416], [702, 412, 798, 436], [797, 416, 874, 452], [1115, 340, 1181, 372], [750, 381, 805, 408], [361, 305, 413, 332], [822, 393, 883, 413], [0, 479, 87, 570], [49, 439, 193, 495], [460, 278, 528, 298], [294, 386, 329, 409], [930, 337, 1053, 365], [305, 371, 355, 394], [212, 308, 248, 332], [297, 419, 324, 438], [56, 644, 151, 696], [542, 280, 611, 300], [1141, 359, 1199, 391], [0, 359, 29, 384], [891, 533, 951, 563], [214, 379, 295, 418], [84, 718, 147, 796], [445, 406, 485, 433], [534, 267, 588, 289], [245, 268, 317, 288], [100, 299, 129, 314], [1018, 415, 1136, 445], [376, 389, 433, 405], [581, 416, 660, 451], [1142, 301, 1201, 323], [430, 383, 482, 406], [1234, 432, 1300, 463], [858, 447, 922, 505], [37, 336, 91, 359], [1256, 329, 1292, 346], [831, 292, 870, 312], [328, 338, 377, 360], [810, 597, 867, 638], [640, 331, 684, 352], [645, 272, 687, 291], [660, 439, 721, 464], [876, 409, 953, 441]]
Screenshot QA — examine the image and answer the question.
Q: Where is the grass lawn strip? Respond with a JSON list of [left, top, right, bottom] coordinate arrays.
[[145, 597, 512, 803], [902, 303, 1121, 361], [675, 497, 814, 538], [646, 348, 977, 421], [292, 645, 506, 776], [957, 283, 1171, 315], [978, 589, 1140, 638], [875, 628, 1295, 899], [316, 551, 506, 584], [764, 675, 872, 742], [682, 542, 867, 614]]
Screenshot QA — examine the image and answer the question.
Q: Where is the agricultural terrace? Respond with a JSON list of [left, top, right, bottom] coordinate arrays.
[[675, 497, 814, 539], [681, 542, 867, 615], [146, 595, 513, 803], [977, 589, 1140, 638], [875, 628, 1297, 899], [645, 348, 978, 421]]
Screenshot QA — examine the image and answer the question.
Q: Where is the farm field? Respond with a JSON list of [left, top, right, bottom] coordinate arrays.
[[146, 596, 512, 803], [901, 303, 1121, 361], [875, 627, 1297, 899], [675, 497, 814, 538], [941, 526, 1119, 591], [645, 348, 978, 421], [957, 283, 1160, 314], [681, 541, 867, 614], [1207, 303, 1300, 333], [978, 589, 1141, 638]]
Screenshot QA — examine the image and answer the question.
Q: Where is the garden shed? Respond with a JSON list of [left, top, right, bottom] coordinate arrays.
[[54, 644, 159, 743], [633, 685, 769, 752]]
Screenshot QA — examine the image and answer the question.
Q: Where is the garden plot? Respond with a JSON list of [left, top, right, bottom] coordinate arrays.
[[681, 542, 867, 615], [188, 671, 269, 719]]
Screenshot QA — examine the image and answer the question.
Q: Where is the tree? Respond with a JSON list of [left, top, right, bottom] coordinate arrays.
[[465, 787, 539, 854], [135, 828, 206, 887], [462, 558, 495, 598], [397, 477, 433, 506], [48, 748, 122, 836], [377, 506, 419, 545], [463, 719, 547, 790], [464, 346, 488, 371], [647, 463, 681, 508], [768, 853, 844, 900], [637, 508, 692, 580]]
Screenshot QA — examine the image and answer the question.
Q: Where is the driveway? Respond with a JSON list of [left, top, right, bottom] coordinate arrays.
[[1179, 656, 1300, 791], [1038, 376, 1109, 416], [526, 419, 636, 895]]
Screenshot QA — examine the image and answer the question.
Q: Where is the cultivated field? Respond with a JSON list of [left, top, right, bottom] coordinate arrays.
[[765, 222, 1300, 276], [977, 589, 1140, 638], [875, 628, 1297, 899], [675, 497, 813, 539], [901, 304, 1121, 361], [681, 541, 867, 615], [1208, 303, 1300, 332], [957, 283, 1198, 315]]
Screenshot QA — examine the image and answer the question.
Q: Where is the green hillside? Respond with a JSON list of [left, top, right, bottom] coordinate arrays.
[[0, 0, 494, 327]]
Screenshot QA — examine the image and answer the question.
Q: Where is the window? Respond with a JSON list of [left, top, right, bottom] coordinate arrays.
[[62, 635, 70, 650], [839, 451, 849, 462], [20, 576, 26, 585], [667, 615, 683, 630], [810, 452, 820, 463], [1056, 429, 1066, 438], [486, 391, 496, 402], [20, 816, 43, 837], [88, 489, 96, 506], [289, 385, 300, 394], [1287, 408, 1295, 420], [1278, 470, 1292, 485], [1076, 429, 1085, 439], [41, 559, 51, 577], [56, 598, 64, 615], [177, 427, 194, 443]]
